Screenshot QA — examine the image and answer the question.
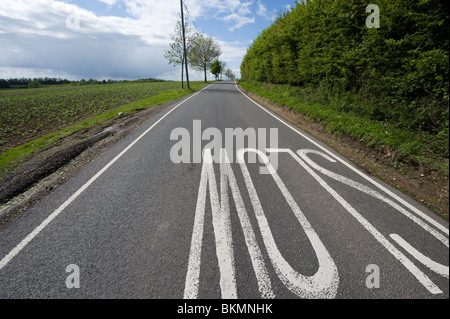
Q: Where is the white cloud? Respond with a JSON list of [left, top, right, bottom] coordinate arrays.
[[0, 0, 178, 79], [0, 0, 254, 80], [256, 0, 276, 21], [215, 39, 247, 63], [222, 13, 255, 31], [185, 0, 255, 31], [97, 0, 118, 6], [257, 0, 267, 16], [0, 66, 77, 80]]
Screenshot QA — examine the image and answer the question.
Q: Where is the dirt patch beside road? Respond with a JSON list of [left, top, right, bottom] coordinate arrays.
[[0, 99, 179, 228], [239, 84, 449, 220]]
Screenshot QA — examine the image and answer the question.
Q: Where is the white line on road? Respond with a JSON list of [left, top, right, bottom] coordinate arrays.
[[390, 234, 449, 279], [221, 149, 274, 299], [184, 149, 238, 299], [237, 148, 339, 299], [0, 84, 213, 272], [298, 149, 448, 248], [184, 148, 211, 299], [184, 149, 274, 299], [212, 149, 237, 298], [272, 148, 442, 294]]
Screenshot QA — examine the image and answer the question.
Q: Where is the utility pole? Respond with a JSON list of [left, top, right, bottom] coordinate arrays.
[[180, 0, 190, 89]]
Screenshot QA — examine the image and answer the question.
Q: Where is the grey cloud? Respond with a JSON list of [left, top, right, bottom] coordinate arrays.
[[0, 0, 251, 81], [1, 24, 169, 80]]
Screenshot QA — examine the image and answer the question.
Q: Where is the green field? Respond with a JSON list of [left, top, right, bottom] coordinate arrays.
[[0, 81, 208, 177], [0, 82, 186, 152]]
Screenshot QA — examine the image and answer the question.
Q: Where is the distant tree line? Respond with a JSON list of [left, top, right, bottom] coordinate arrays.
[[0, 77, 166, 89], [0, 77, 71, 88], [241, 0, 449, 135]]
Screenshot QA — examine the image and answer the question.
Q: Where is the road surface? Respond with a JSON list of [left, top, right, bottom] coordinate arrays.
[[0, 81, 448, 299]]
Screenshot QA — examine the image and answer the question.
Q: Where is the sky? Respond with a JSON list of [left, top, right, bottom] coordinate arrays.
[[0, 0, 296, 82]]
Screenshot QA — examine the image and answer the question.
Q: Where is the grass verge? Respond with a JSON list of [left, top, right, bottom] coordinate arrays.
[[239, 81, 448, 166]]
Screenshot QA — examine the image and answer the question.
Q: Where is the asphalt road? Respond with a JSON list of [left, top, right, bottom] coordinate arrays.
[[0, 81, 448, 299]]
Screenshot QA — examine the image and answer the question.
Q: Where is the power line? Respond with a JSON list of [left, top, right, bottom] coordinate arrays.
[[183, 0, 202, 34]]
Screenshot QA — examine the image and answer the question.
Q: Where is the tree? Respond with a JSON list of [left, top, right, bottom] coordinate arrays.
[[164, 16, 200, 88], [189, 34, 221, 83], [225, 68, 235, 81], [210, 59, 222, 80], [27, 79, 43, 88], [219, 61, 227, 80], [240, 0, 449, 136], [0, 79, 9, 88]]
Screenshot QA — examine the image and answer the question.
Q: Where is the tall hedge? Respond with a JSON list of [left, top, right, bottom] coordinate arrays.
[[241, 0, 449, 136]]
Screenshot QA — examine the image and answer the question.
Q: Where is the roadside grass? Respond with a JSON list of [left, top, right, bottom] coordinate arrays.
[[239, 81, 449, 168], [0, 81, 209, 179]]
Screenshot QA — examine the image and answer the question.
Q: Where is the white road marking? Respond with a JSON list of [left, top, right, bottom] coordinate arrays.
[[211, 149, 237, 298], [297, 149, 449, 248], [187, 145, 446, 297], [298, 149, 449, 284], [183, 148, 209, 299], [0, 85, 213, 272], [390, 234, 449, 279], [271, 148, 442, 294], [237, 148, 339, 299], [186, 148, 339, 299], [184, 149, 274, 299], [235, 82, 448, 236], [220, 149, 274, 298], [184, 149, 238, 299]]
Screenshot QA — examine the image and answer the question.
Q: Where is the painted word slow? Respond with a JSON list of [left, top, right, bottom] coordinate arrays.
[[184, 147, 448, 299]]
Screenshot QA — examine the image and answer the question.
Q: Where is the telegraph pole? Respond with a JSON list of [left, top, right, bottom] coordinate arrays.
[[180, 0, 190, 89]]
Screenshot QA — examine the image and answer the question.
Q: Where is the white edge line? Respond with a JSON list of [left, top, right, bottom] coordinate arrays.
[[0, 84, 213, 272], [235, 82, 448, 235]]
